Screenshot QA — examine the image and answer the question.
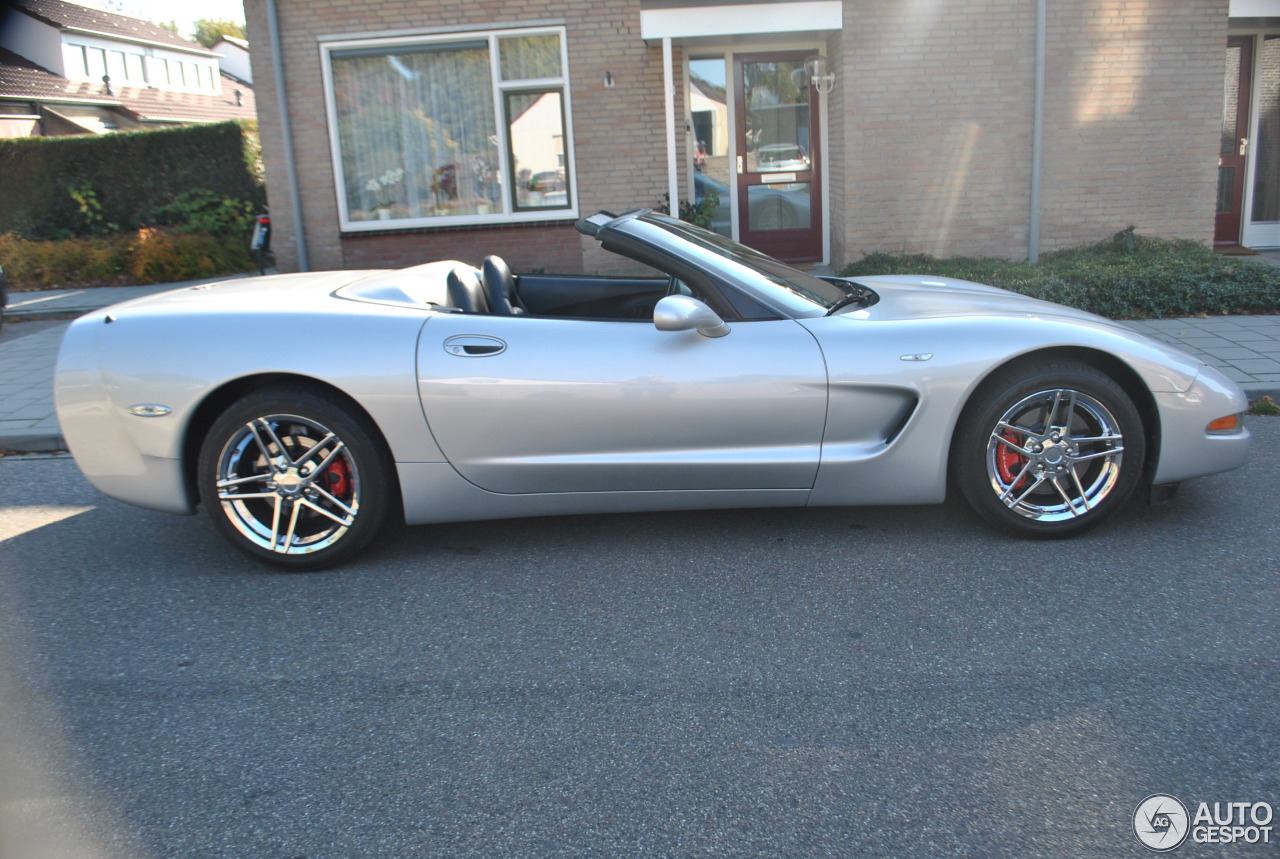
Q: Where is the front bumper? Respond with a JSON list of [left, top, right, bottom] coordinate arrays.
[[1150, 366, 1252, 485]]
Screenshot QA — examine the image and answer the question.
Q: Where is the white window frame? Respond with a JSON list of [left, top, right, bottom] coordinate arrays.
[[321, 26, 577, 232]]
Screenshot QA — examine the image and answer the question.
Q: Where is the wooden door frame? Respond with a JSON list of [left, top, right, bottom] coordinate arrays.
[[1216, 35, 1254, 246]]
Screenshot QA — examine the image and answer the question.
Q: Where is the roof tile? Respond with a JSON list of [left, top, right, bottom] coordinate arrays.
[[0, 47, 257, 124], [12, 0, 217, 55]]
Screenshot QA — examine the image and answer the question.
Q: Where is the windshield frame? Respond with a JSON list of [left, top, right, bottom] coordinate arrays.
[[604, 212, 851, 319]]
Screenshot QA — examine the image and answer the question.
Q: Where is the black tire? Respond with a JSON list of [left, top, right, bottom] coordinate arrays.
[[197, 386, 396, 570], [953, 359, 1146, 538]]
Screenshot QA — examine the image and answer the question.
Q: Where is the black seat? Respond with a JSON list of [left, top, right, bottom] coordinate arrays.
[[481, 255, 525, 315], [446, 267, 490, 314]]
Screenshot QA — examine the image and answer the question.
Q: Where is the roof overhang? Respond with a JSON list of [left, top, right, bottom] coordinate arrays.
[[0, 93, 118, 107], [43, 105, 115, 133], [640, 0, 842, 44], [60, 27, 218, 57]]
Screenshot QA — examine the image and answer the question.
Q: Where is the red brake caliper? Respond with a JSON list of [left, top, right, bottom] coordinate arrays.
[[996, 430, 1028, 489], [324, 456, 353, 501]]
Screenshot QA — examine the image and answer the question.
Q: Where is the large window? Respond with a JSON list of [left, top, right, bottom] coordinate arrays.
[[323, 28, 574, 230]]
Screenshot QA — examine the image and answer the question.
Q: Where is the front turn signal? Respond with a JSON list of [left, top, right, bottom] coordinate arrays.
[[1206, 413, 1242, 433]]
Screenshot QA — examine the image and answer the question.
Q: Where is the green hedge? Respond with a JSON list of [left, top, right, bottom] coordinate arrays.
[[839, 229, 1280, 319], [0, 229, 255, 289], [0, 121, 264, 240]]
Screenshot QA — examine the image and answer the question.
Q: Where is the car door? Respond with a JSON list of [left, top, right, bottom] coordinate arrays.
[[417, 312, 828, 494]]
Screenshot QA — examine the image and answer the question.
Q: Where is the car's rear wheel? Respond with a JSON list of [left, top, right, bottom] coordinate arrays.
[[953, 359, 1146, 537], [197, 386, 395, 570]]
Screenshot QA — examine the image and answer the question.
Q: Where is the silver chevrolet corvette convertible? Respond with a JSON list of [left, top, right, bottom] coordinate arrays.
[[55, 210, 1251, 570]]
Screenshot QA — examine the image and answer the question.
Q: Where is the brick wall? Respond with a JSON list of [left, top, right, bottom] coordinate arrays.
[[341, 222, 585, 273], [1038, 0, 1226, 252], [244, 0, 670, 275], [832, 0, 1225, 265], [247, 0, 1230, 272], [825, 29, 847, 268], [836, 1, 1038, 262]]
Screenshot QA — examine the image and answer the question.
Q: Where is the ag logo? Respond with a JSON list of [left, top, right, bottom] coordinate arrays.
[[1135, 794, 1190, 851]]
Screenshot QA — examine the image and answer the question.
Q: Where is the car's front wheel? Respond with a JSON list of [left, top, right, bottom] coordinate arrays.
[[197, 386, 396, 570], [953, 359, 1146, 537]]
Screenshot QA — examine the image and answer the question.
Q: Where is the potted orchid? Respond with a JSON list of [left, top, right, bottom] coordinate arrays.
[[365, 167, 405, 219]]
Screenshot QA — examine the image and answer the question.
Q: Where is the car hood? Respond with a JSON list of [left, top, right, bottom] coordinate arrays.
[[843, 274, 1116, 327]]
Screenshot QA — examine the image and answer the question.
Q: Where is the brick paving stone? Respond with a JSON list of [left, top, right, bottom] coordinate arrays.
[[1231, 358, 1280, 374], [1200, 346, 1263, 360]]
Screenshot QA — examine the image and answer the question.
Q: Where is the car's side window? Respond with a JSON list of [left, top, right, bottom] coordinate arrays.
[[514, 272, 670, 320]]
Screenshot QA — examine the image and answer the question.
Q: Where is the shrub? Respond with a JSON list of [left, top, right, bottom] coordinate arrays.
[[128, 228, 253, 282], [0, 121, 265, 240], [155, 190, 255, 236], [0, 229, 253, 289], [840, 229, 1280, 319], [655, 191, 720, 230]]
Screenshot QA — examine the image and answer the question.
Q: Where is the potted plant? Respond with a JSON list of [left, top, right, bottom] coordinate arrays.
[[364, 167, 405, 220]]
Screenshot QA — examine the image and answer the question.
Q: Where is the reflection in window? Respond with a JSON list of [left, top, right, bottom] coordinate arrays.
[[87, 48, 106, 81], [500, 35, 561, 81], [67, 44, 88, 78], [1222, 45, 1242, 158], [333, 42, 494, 221], [508, 91, 567, 210], [689, 58, 731, 236], [742, 60, 810, 174], [124, 53, 145, 84], [748, 183, 811, 231], [1253, 36, 1280, 223], [328, 30, 572, 226]]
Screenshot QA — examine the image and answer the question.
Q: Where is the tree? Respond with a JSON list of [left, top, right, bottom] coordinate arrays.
[[192, 18, 247, 49]]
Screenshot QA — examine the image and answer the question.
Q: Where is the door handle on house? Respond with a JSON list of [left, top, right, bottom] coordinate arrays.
[[1240, 137, 1249, 156], [737, 155, 744, 174]]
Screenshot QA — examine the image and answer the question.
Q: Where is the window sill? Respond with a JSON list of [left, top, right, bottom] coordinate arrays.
[[340, 214, 580, 236]]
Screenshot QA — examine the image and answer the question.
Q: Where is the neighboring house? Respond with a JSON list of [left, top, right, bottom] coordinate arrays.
[[0, 0, 256, 137], [213, 34, 251, 85], [242, 0, 1280, 275]]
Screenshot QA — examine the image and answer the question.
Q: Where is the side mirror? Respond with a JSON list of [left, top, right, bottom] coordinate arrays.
[[653, 295, 731, 338]]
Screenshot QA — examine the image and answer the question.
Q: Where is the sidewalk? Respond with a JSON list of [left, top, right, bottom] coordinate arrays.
[[2, 274, 1279, 453]]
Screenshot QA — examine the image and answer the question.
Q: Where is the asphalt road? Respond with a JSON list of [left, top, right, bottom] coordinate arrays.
[[1, 420, 1277, 858]]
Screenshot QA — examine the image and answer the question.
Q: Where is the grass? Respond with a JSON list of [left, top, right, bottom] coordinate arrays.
[[839, 227, 1280, 320]]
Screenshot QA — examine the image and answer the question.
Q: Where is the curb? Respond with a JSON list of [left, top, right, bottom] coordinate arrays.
[[0, 432, 66, 455]]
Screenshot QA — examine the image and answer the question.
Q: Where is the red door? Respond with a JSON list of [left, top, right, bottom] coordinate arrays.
[[1216, 36, 1253, 246], [734, 53, 822, 262]]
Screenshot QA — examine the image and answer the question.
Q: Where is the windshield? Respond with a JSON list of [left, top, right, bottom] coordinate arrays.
[[639, 214, 849, 314]]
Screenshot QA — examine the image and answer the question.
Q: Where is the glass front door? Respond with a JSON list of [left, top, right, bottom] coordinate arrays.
[[1244, 35, 1280, 249], [734, 53, 823, 262]]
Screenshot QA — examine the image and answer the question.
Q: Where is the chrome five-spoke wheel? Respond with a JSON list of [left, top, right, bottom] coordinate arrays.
[[198, 386, 395, 570], [986, 388, 1124, 521], [955, 360, 1146, 537]]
